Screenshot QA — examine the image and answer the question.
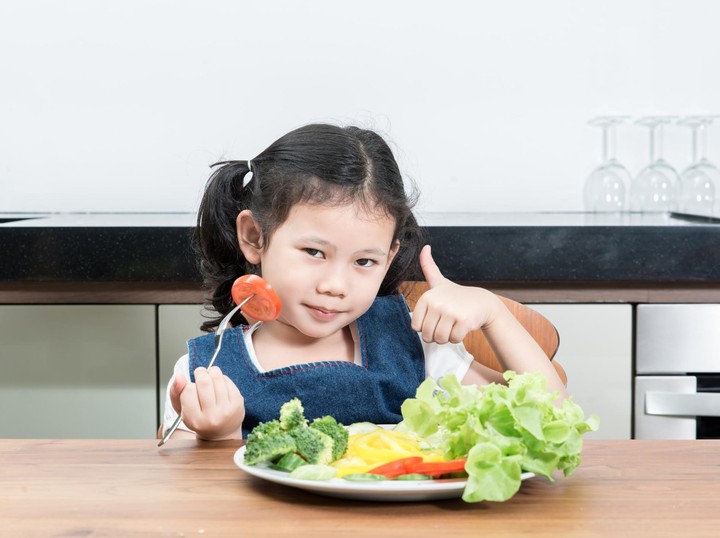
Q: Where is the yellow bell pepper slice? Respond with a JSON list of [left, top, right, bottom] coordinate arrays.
[[332, 427, 446, 477]]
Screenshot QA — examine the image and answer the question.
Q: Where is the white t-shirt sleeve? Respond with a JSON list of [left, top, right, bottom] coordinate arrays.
[[161, 354, 194, 434], [406, 308, 474, 382], [422, 339, 474, 382]]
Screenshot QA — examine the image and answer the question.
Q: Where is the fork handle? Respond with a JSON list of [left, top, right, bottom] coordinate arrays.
[[157, 328, 231, 447], [157, 298, 256, 447], [157, 322, 226, 447], [157, 415, 182, 446]]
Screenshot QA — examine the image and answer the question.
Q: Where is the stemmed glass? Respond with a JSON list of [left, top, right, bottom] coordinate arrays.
[[583, 116, 632, 212], [678, 116, 720, 216], [630, 116, 681, 213]]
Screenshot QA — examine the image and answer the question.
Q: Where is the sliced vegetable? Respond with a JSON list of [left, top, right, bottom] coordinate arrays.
[[331, 427, 446, 477], [394, 474, 434, 481], [289, 464, 337, 481], [363, 456, 467, 479], [342, 473, 389, 481], [368, 457, 423, 479], [231, 274, 282, 322], [345, 422, 382, 435], [271, 452, 306, 472], [403, 458, 468, 477], [329, 456, 375, 478]]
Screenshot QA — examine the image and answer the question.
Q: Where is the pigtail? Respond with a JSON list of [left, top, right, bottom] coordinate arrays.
[[194, 160, 255, 331]]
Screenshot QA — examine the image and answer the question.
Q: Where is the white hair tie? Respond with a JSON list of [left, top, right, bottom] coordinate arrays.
[[243, 160, 254, 187]]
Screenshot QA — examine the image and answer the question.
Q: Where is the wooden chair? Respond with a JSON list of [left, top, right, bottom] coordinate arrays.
[[401, 282, 567, 386]]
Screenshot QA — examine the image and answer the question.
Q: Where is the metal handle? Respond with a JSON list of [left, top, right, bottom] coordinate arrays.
[[158, 415, 183, 447], [645, 391, 720, 418]]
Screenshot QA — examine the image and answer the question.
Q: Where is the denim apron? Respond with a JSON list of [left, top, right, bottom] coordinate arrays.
[[187, 294, 426, 437]]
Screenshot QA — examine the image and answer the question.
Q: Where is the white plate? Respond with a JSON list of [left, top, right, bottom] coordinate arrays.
[[234, 446, 534, 502]]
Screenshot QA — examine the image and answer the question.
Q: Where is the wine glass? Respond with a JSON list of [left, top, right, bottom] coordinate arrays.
[[630, 116, 681, 213], [583, 116, 632, 212], [678, 116, 720, 216]]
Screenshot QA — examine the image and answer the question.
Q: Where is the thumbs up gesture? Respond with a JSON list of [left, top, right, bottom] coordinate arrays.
[[411, 245, 497, 344]]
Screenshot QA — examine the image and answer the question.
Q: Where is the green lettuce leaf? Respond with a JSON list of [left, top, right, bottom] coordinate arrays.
[[400, 371, 599, 502]]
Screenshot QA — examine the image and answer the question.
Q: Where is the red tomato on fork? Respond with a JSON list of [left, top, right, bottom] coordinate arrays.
[[231, 274, 282, 322]]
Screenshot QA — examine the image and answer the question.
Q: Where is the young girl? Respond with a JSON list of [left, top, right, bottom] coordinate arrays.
[[162, 124, 569, 441]]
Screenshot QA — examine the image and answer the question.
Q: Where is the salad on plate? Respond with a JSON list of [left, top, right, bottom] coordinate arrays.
[[239, 371, 599, 502]]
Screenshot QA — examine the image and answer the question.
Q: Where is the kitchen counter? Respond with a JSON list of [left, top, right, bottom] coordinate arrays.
[[2, 438, 719, 537], [2, 211, 719, 304]]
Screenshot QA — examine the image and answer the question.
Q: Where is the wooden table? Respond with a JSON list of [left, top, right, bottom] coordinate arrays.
[[2, 439, 719, 537]]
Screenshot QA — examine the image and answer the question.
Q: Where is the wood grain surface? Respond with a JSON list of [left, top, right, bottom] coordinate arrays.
[[2, 439, 719, 537]]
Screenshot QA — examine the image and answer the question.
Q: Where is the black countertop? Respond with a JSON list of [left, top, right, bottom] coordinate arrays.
[[1, 212, 719, 284]]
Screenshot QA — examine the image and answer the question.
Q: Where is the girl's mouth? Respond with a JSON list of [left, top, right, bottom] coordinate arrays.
[[305, 304, 342, 321]]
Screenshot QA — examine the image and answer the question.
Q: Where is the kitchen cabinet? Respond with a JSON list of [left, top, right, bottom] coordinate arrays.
[[155, 303, 632, 440], [0, 302, 633, 440], [1, 212, 715, 441], [531, 304, 632, 439], [157, 304, 207, 423], [0, 305, 156, 438]]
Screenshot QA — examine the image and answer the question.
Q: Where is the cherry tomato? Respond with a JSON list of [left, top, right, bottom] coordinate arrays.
[[231, 274, 282, 322]]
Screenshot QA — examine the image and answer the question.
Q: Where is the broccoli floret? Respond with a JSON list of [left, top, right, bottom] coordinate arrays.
[[250, 419, 283, 437], [244, 400, 348, 467], [243, 421, 297, 466], [279, 398, 308, 431], [244, 432, 296, 466], [289, 427, 334, 465], [310, 416, 348, 461]]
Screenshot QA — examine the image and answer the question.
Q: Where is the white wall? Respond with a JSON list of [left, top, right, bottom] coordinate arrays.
[[2, 0, 719, 214]]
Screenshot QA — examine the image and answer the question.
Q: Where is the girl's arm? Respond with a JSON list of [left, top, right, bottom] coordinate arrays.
[[461, 291, 568, 398], [411, 245, 568, 399]]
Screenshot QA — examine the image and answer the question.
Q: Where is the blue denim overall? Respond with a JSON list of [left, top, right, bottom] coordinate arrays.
[[187, 294, 426, 437]]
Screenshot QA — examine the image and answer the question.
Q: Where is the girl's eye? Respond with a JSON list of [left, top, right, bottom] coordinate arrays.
[[304, 248, 324, 258], [356, 258, 377, 267]]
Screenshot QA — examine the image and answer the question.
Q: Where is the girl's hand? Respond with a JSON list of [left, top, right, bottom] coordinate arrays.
[[412, 245, 569, 400], [169, 366, 245, 440], [411, 245, 503, 344]]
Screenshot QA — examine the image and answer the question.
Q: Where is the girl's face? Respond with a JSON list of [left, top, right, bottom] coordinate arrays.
[[243, 202, 399, 340]]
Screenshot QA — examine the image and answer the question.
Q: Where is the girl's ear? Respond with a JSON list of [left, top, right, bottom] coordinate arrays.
[[236, 210, 263, 264], [386, 239, 401, 268]]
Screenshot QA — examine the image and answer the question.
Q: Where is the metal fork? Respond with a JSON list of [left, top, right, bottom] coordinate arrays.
[[158, 295, 257, 446]]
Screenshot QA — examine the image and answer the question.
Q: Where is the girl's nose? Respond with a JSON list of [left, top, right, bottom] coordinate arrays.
[[316, 265, 347, 297]]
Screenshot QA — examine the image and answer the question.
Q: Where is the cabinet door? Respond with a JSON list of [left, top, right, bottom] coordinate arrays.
[[0, 305, 156, 438], [531, 304, 632, 440], [157, 305, 206, 426]]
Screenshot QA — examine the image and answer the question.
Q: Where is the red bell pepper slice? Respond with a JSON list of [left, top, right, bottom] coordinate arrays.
[[403, 458, 468, 477], [368, 457, 468, 479], [368, 457, 423, 479]]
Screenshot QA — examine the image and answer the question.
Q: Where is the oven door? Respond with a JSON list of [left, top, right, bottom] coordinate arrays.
[[635, 375, 720, 439]]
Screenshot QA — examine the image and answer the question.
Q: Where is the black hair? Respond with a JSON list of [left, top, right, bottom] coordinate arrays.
[[195, 123, 426, 331]]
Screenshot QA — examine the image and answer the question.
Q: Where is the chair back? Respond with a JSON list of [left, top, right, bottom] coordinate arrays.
[[401, 282, 567, 386]]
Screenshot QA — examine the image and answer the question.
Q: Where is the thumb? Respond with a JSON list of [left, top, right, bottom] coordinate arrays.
[[419, 245, 446, 288], [169, 374, 188, 414]]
